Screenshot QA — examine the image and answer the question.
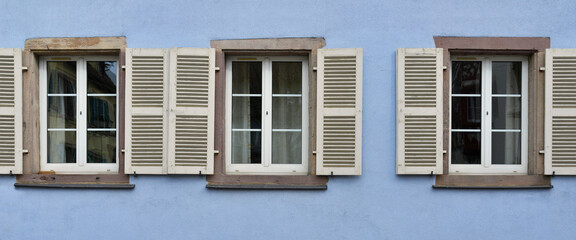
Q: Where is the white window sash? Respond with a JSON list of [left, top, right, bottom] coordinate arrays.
[[449, 55, 528, 174], [39, 56, 119, 174], [225, 56, 309, 174]]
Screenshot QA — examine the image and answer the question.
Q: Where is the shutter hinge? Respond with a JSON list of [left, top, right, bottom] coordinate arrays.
[[313, 67, 318, 71], [9, 170, 13, 176], [121, 148, 125, 153], [214, 150, 220, 154], [312, 151, 317, 155], [21, 66, 28, 71], [214, 67, 220, 71], [22, 149, 28, 154], [539, 67, 546, 72], [539, 150, 545, 154], [133, 171, 137, 177], [442, 150, 447, 154], [122, 65, 126, 70], [443, 66, 447, 70]]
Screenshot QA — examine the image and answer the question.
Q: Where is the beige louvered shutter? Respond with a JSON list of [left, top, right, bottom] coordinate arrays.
[[0, 49, 22, 174], [125, 48, 169, 174], [316, 48, 362, 175], [544, 49, 576, 175], [167, 48, 215, 174], [396, 48, 443, 175]]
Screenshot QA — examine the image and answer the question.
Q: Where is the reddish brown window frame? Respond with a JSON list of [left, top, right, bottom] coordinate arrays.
[[433, 37, 551, 188]]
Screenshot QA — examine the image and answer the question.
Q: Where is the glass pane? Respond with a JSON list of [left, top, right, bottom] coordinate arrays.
[[452, 61, 481, 94], [47, 61, 76, 94], [451, 132, 481, 164], [451, 97, 481, 129], [492, 97, 521, 129], [232, 62, 262, 94], [231, 131, 261, 164], [87, 61, 117, 94], [48, 96, 76, 129], [272, 97, 302, 129], [272, 132, 302, 164], [47, 131, 76, 163], [232, 96, 261, 129], [492, 132, 521, 164], [88, 96, 116, 128], [272, 62, 302, 94], [87, 131, 116, 163], [492, 61, 521, 94]]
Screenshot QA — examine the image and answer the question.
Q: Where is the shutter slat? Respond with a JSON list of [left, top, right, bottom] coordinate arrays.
[[316, 48, 362, 175], [167, 48, 215, 174], [396, 48, 443, 175], [125, 48, 169, 174], [545, 50, 576, 175]]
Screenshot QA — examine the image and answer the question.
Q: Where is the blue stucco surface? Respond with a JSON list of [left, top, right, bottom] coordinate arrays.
[[1, 0, 576, 239]]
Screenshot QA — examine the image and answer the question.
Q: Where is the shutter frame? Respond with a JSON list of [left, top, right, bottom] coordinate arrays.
[[0, 48, 22, 174], [125, 48, 169, 174], [396, 48, 443, 175], [167, 48, 215, 175], [316, 48, 362, 175], [544, 49, 576, 175]]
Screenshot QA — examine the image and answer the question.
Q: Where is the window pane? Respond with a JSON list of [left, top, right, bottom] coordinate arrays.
[[492, 97, 521, 129], [87, 61, 117, 94], [452, 61, 481, 94], [88, 96, 116, 129], [47, 131, 76, 163], [231, 131, 261, 164], [492, 61, 521, 94], [451, 132, 480, 164], [272, 97, 302, 129], [87, 131, 116, 163], [272, 132, 302, 164], [492, 132, 521, 164], [232, 96, 261, 129], [48, 96, 76, 129], [232, 62, 262, 94], [47, 61, 76, 94], [272, 62, 302, 94], [451, 97, 481, 129]]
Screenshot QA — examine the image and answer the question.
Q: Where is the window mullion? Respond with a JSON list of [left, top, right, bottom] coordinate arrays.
[[77, 58, 87, 166], [483, 58, 492, 168], [263, 58, 272, 167]]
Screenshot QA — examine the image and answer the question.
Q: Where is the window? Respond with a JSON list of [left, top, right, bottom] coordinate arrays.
[[207, 38, 362, 189], [396, 37, 553, 188], [450, 56, 528, 174], [226, 56, 309, 175], [15, 37, 130, 188], [40, 56, 118, 173]]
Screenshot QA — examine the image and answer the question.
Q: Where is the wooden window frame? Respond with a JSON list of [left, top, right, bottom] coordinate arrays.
[[207, 38, 328, 189], [433, 36, 552, 188], [16, 37, 131, 188]]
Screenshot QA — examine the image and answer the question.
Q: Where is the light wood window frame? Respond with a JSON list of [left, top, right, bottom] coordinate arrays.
[[16, 37, 131, 188], [207, 38, 329, 189], [433, 37, 551, 188]]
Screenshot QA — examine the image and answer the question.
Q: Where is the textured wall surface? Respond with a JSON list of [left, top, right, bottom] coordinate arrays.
[[1, 0, 576, 239]]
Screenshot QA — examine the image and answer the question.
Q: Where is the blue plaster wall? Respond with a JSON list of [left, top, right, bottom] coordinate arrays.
[[1, 0, 576, 239]]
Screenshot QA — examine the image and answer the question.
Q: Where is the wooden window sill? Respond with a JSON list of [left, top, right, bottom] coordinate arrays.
[[434, 175, 552, 189], [14, 183, 134, 189], [206, 184, 326, 190]]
